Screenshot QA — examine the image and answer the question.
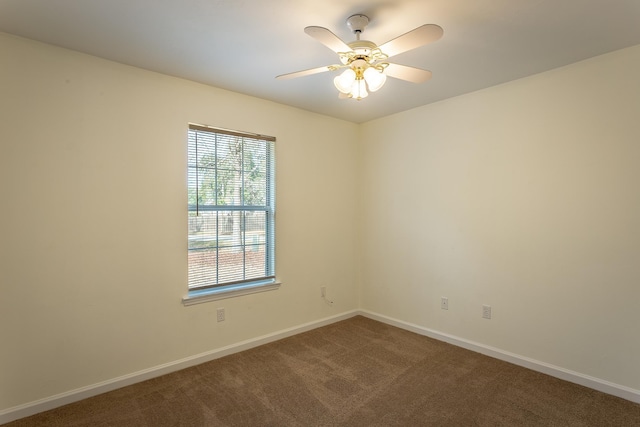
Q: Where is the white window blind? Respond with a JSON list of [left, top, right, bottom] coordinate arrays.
[[188, 124, 275, 292]]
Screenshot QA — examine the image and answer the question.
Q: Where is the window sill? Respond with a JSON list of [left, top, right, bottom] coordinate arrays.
[[182, 280, 281, 306]]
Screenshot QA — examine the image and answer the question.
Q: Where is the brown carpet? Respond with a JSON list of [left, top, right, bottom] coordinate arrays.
[[6, 316, 640, 426]]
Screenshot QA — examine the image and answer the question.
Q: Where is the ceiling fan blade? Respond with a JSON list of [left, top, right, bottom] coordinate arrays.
[[304, 26, 352, 53], [384, 63, 432, 83], [276, 65, 337, 80], [378, 24, 443, 58]]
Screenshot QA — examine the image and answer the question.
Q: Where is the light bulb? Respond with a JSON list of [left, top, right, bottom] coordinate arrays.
[[334, 69, 356, 94], [350, 78, 368, 100], [363, 67, 387, 92]]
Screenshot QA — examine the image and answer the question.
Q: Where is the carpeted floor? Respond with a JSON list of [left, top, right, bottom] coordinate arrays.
[[6, 316, 640, 426]]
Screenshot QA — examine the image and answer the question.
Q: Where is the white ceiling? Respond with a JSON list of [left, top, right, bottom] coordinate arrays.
[[2, 0, 640, 123]]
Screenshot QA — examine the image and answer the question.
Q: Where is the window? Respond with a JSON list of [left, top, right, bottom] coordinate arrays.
[[184, 124, 277, 304]]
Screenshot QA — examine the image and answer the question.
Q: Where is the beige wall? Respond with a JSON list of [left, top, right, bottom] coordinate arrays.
[[359, 45, 640, 390], [0, 33, 359, 410]]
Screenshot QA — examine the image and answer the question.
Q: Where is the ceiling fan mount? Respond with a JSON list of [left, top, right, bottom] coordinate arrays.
[[276, 14, 443, 100], [346, 14, 370, 35]]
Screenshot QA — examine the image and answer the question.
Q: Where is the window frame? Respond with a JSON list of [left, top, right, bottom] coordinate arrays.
[[182, 123, 279, 306]]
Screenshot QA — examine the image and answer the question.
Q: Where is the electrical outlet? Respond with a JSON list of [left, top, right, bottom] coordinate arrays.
[[441, 297, 448, 310], [482, 305, 491, 319], [216, 307, 225, 322], [320, 286, 334, 306]]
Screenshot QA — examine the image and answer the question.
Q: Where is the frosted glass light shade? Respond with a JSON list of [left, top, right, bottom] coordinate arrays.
[[334, 69, 356, 93], [351, 78, 368, 99], [363, 67, 387, 92]]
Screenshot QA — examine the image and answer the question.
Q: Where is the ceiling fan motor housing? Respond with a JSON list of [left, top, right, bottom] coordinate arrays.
[[345, 40, 376, 60]]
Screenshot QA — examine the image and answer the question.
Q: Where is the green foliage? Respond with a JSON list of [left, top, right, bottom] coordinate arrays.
[[194, 135, 267, 207]]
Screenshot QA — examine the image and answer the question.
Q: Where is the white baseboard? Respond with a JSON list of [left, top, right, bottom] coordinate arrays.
[[0, 310, 359, 425], [359, 309, 640, 405]]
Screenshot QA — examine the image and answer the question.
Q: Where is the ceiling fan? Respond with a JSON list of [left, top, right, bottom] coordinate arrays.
[[276, 14, 443, 100]]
